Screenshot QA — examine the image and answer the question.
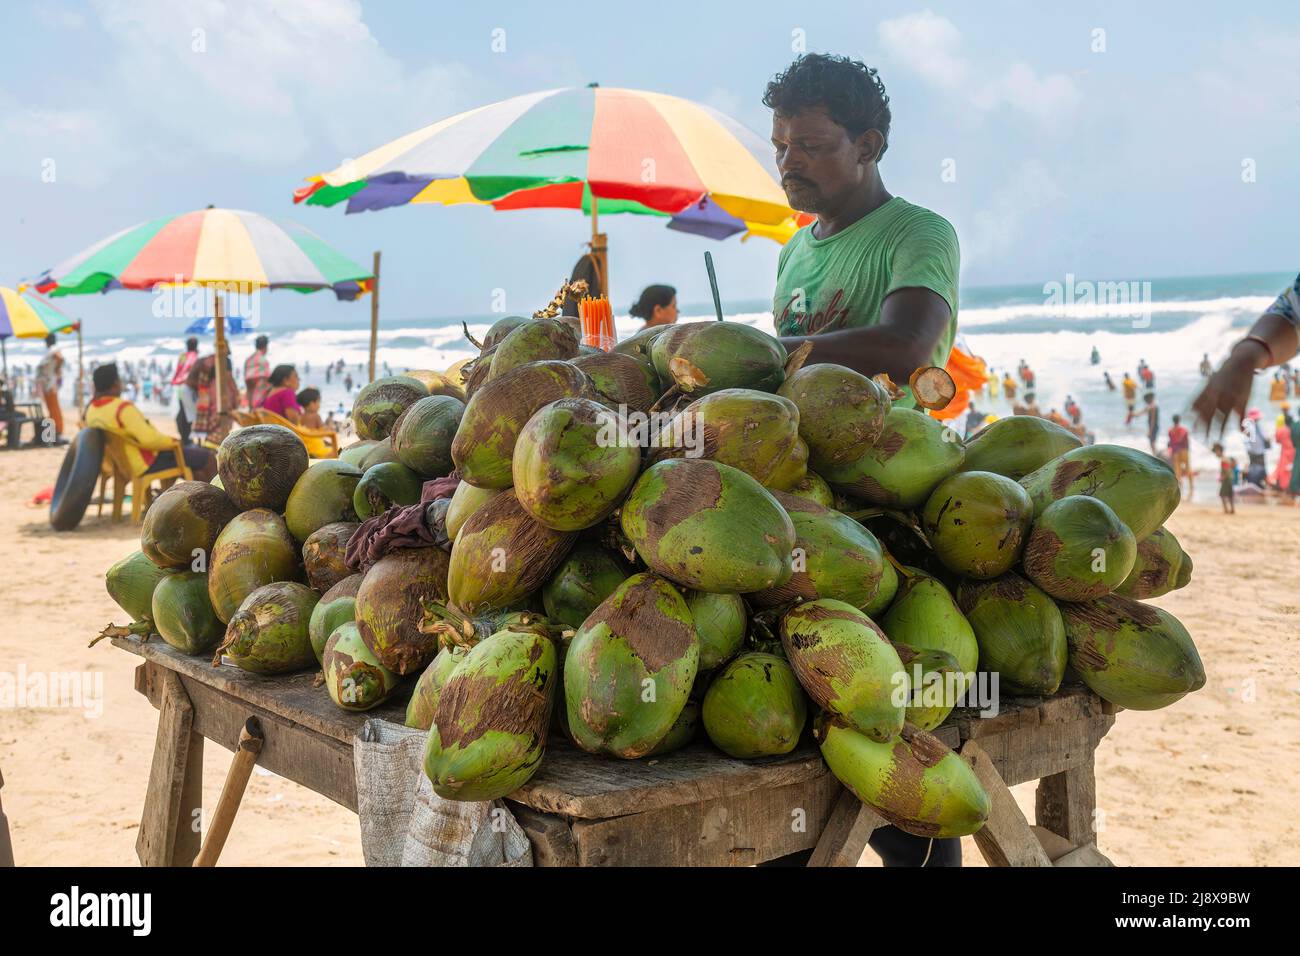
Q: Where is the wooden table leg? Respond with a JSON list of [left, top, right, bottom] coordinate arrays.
[[807, 788, 883, 867], [963, 741, 1052, 867], [136, 667, 204, 866], [1035, 762, 1097, 848]]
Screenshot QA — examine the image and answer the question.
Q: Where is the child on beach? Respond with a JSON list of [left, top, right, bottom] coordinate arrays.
[[297, 388, 323, 429], [1213, 443, 1235, 513]]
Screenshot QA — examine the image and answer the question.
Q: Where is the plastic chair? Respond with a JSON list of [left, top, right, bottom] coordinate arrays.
[[100, 431, 194, 524], [253, 408, 340, 459]]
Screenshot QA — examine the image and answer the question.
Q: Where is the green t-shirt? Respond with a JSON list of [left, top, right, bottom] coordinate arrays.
[[773, 197, 960, 393]]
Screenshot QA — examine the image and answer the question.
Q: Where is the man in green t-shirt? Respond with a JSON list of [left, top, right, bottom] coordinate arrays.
[[767, 54, 960, 407], [764, 54, 963, 868]]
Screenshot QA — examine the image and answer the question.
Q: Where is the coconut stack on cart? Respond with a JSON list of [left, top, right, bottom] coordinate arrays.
[[102, 315, 1204, 842]]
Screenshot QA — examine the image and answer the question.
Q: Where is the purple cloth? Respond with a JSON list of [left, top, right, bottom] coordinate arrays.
[[345, 473, 461, 573]]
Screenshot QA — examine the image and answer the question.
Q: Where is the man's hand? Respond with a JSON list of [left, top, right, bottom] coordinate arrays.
[[1191, 341, 1264, 438], [779, 287, 951, 382]]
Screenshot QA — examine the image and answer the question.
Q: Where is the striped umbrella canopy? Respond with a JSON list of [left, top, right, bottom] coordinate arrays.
[[0, 287, 78, 381], [36, 207, 374, 299], [0, 286, 77, 338], [295, 86, 812, 243]]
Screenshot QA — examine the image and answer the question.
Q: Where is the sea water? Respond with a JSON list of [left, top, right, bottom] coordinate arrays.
[[11, 270, 1294, 483]]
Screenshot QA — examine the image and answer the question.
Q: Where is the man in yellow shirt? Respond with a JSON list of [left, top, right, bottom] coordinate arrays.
[[84, 364, 216, 481]]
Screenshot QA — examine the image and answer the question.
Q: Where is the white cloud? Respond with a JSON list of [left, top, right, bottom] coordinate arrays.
[[0, 92, 125, 187], [31, 3, 87, 30], [878, 10, 1081, 123]]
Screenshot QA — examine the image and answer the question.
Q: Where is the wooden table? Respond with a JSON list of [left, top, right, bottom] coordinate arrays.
[[114, 637, 1116, 867]]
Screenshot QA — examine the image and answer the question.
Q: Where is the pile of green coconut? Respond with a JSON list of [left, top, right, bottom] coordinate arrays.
[[102, 315, 1202, 840]]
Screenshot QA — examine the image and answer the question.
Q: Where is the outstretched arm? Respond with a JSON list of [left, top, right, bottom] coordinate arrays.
[[1193, 308, 1299, 437], [779, 286, 952, 382]]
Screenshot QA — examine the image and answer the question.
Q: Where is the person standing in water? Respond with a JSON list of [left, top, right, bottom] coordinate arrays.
[[1090, 346, 1100, 365], [629, 285, 679, 327], [1167, 414, 1192, 498]]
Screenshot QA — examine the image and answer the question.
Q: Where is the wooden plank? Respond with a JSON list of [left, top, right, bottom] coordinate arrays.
[[961, 715, 1112, 787], [1030, 825, 1077, 862], [506, 803, 577, 867], [1036, 763, 1099, 847], [1054, 844, 1114, 867], [136, 668, 202, 866], [114, 636, 405, 744], [963, 741, 1052, 867], [135, 661, 358, 811], [807, 788, 884, 867], [570, 772, 841, 866], [950, 684, 1104, 740]]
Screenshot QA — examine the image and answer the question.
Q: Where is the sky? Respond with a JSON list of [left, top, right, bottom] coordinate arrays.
[[1, 0, 1297, 334]]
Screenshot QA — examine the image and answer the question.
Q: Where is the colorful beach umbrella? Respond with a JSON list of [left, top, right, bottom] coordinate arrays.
[[0, 286, 79, 380], [36, 207, 374, 412], [295, 85, 812, 296]]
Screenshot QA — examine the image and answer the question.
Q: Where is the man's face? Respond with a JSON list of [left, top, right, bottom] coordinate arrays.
[[771, 107, 873, 216]]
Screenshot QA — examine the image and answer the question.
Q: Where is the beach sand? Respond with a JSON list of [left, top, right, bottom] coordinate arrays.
[[2, 440, 1296, 867]]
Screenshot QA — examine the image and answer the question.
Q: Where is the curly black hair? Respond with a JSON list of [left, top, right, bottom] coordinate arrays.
[[763, 54, 892, 158]]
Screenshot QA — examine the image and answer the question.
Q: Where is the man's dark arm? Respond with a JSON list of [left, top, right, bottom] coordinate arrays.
[[778, 287, 952, 382]]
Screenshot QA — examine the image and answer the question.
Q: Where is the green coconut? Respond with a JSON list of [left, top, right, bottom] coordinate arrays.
[[881, 572, 979, 701], [448, 490, 577, 615], [777, 363, 891, 472], [957, 572, 1068, 696], [309, 573, 362, 666], [649, 388, 801, 487], [403, 368, 466, 401], [424, 628, 557, 801], [451, 360, 594, 488], [779, 599, 905, 741], [444, 482, 503, 542], [862, 556, 899, 618], [338, 441, 377, 469], [140, 480, 238, 569], [612, 323, 672, 362], [217, 425, 309, 512], [360, 437, 398, 470], [893, 644, 963, 731], [355, 546, 452, 675], [106, 550, 175, 624], [151, 571, 224, 655], [685, 591, 747, 671], [620, 458, 796, 594], [479, 315, 532, 351], [323, 622, 402, 712], [1115, 526, 1193, 599], [216, 581, 319, 674], [283, 460, 363, 542], [645, 700, 701, 757], [512, 397, 641, 531], [351, 376, 428, 441], [1022, 495, 1137, 601], [540, 543, 630, 628], [352, 461, 423, 520], [782, 471, 835, 508], [650, 321, 787, 395], [959, 415, 1083, 479], [572, 351, 658, 414], [391, 394, 465, 478], [765, 436, 810, 492], [815, 717, 989, 838], [1018, 443, 1180, 542], [405, 645, 467, 730], [749, 493, 885, 611], [821, 407, 965, 509], [207, 509, 301, 624], [487, 318, 580, 380], [1061, 594, 1205, 711], [301, 521, 359, 592], [701, 652, 807, 759], [920, 471, 1034, 579], [565, 573, 699, 759]]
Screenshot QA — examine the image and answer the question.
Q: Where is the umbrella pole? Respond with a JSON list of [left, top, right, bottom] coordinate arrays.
[[214, 290, 227, 415], [590, 198, 609, 302], [1, 338, 7, 383], [75, 326, 85, 410], [368, 251, 381, 383]]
